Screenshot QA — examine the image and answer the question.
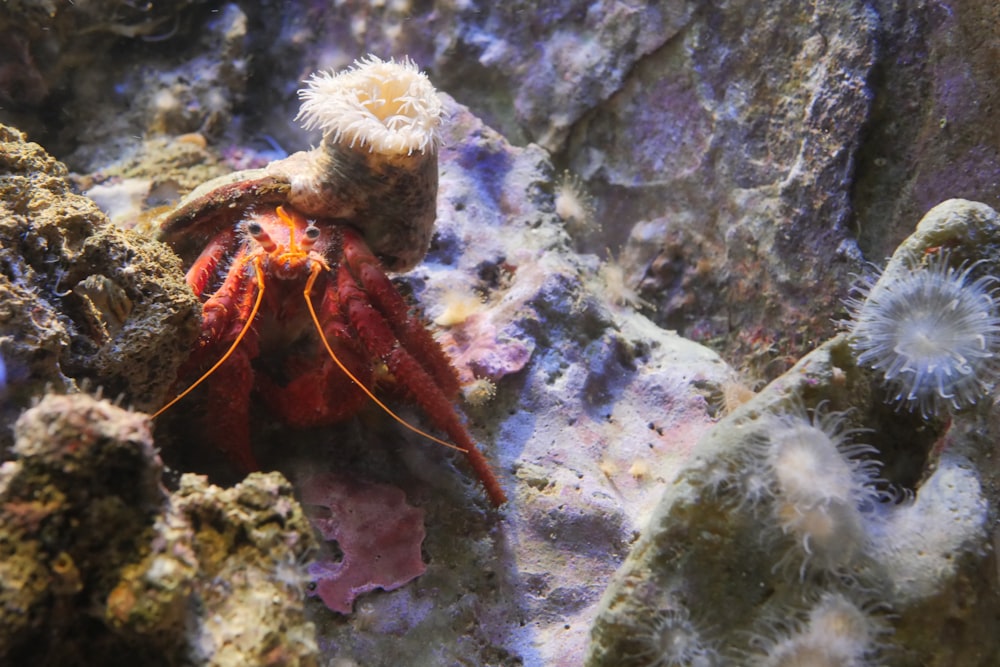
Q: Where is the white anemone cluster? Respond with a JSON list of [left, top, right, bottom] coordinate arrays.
[[297, 55, 443, 156]]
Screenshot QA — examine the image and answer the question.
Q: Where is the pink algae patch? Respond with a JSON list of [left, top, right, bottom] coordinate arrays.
[[436, 312, 532, 385], [299, 473, 426, 614]]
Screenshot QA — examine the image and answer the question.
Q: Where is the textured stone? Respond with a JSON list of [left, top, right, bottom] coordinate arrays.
[[0, 124, 200, 455], [853, 1, 1000, 261], [0, 393, 318, 667]]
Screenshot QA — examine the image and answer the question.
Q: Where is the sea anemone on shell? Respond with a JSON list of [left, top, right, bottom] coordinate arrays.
[[297, 55, 443, 156], [288, 55, 444, 271], [846, 250, 1000, 417]]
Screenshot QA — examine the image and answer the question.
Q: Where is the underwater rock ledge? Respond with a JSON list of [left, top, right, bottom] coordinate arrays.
[[585, 199, 1000, 667]]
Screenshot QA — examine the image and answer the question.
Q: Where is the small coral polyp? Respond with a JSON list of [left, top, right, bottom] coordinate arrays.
[[631, 605, 716, 667], [847, 250, 1000, 417], [554, 170, 598, 238], [752, 593, 880, 667], [757, 404, 882, 574]]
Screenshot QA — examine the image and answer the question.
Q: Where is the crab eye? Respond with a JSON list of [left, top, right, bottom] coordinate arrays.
[[300, 224, 322, 251], [246, 220, 278, 252]]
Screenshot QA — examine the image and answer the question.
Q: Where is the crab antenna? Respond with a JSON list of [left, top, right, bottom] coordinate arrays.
[[276, 206, 302, 252], [152, 256, 266, 419], [302, 262, 468, 453]]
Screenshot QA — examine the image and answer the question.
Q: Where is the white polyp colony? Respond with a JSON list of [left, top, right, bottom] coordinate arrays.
[[599, 256, 654, 310], [758, 405, 882, 574], [754, 593, 879, 667], [847, 250, 1000, 417], [297, 55, 443, 155]]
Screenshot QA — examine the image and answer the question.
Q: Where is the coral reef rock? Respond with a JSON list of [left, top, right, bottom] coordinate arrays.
[[581, 0, 876, 377], [8, 2, 1000, 383], [586, 199, 1000, 667], [0, 392, 319, 667], [0, 124, 200, 456], [285, 97, 731, 667], [0, 1, 245, 169]]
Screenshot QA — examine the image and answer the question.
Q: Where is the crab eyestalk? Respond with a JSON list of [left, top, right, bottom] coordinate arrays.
[[290, 56, 443, 271]]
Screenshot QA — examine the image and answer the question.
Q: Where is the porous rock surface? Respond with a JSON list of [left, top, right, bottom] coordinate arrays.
[[0, 124, 200, 456], [0, 393, 318, 667]]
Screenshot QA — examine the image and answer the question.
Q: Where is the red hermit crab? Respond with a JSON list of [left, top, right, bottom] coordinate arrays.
[[153, 56, 505, 506]]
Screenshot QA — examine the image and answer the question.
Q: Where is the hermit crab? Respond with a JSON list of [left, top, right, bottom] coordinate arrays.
[[153, 57, 506, 506]]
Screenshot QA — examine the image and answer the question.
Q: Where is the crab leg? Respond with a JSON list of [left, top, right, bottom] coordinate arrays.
[[302, 263, 467, 454], [384, 345, 507, 507], [153, 253, 264, 420], [335, 248, 507, 506], [342, 231, 461, 399], [184, 225, 239, 298]]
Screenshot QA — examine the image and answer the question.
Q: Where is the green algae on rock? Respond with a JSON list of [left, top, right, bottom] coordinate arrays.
[[0, 393, 318, 667], [0, 123, 200, 456]]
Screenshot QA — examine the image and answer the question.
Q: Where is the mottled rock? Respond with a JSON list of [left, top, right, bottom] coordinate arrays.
[[585, 200, 1000, 667], [0, 2, 245, 168], [0, 124, 200, 455], [75, 135, 229, 231], [0, 393, 318, 667], [563, 0, 877, 379], [167, 473, 319, 667], [853, 1, 1000, 261], [0, 0, 207, 116]]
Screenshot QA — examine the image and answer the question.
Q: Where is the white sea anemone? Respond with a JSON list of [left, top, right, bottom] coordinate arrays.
[[297, 55, 443, 156], [286, 55, 444, 271], [847, 251, 1000, 417], [750, 593, 881, 667], [758, 404, 883, 575], [554, 170, 598, 237], [598, 252, 654, 310], [631, 606, 716, 667]]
